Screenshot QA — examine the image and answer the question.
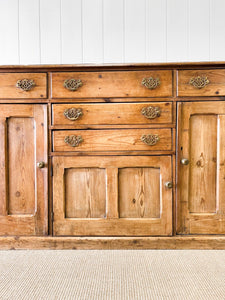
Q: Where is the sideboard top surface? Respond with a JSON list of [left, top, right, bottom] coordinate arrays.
[[1, 61, 225, 72]]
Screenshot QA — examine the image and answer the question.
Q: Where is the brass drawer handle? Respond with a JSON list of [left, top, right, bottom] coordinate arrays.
[[141, 134, 160, 146], [189, 76, 209, 89], [64, 135, 83, 147], [142, 77, 160, 90], [141, 106, 161, 119], [16, 79, 35, 91], [64, 79, 82, 91], [64, 108, 83, 121]]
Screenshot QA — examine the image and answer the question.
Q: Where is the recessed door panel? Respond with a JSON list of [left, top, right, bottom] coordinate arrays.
[[119, 167, 160, 218]]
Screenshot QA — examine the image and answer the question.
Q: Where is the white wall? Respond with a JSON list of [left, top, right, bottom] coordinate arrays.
[[0, 0, 225, 65]]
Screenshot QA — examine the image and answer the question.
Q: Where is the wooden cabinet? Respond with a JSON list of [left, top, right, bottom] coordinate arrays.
[[177, 102, 225, 234], [0, 105, 48, 235], [0, 63, 225, 249], [53, 156, 172, 236]]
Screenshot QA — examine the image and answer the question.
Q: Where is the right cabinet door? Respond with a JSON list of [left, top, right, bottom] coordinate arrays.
[[177, 102, 225, 234]]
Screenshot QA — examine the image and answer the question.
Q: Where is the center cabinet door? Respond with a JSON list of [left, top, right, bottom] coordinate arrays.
[[177, 102, 225, 234], [53, 156, 172, 236]]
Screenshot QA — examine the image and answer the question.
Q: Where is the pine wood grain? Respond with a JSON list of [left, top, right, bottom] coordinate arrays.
[[178, 69, 225, 96], [51, 71, 172, 98], [119, 167, 160, 218], [53, 156, 172, 236], [177, 101, 225, 234], [65, 168, 106, 218], [0, 236, 225, 250], [53, 129, 172, 152], [52, 102, 172, 126], [0, 105, 48, 236], [0, 73, 47, 98]]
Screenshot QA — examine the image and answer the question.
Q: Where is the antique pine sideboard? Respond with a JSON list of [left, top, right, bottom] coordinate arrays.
[[0, 62, 225, 249]]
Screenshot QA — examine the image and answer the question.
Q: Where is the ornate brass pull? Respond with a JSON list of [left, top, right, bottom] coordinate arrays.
[[64, 79, 82, 91], [64, 108, 83, 121], [64, 135, 83, 147], [141, 134, 160, 146], [141, 106, 161, 119], [16, 79, 35, 91], [189, 76, 209, 89], [142, 77, 160, 90]]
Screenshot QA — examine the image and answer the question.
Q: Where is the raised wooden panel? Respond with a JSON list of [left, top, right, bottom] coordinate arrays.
[[177, 102, 225, 234], [0, 73, 47, 99], [53, 129, 172, 152], [0, 105, 48, 236], [53, 156, 172, 236], [52, 102, 172, 126], [8, 117, 35, 215], [119, 167, 160, 218], [189, 115, 217, 213], [51, 71, 172, 98], [178, 69, 225, 96], [65, 168, 106, 218]]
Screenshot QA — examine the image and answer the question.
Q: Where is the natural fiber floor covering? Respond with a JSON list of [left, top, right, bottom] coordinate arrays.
[[0, 250, 224, 300]]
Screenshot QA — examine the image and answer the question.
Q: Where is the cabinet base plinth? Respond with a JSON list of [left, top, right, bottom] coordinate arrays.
[[0, 236, 225, 250]]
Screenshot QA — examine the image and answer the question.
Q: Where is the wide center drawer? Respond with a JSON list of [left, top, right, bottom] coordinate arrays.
[[51, 70, 172, 98], [52, 129, 172, 152], [52, 102, 172, 126]]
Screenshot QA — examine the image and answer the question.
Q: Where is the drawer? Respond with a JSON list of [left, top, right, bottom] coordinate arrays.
[[178, 69, 225, 96], [0, 73, 47, 99], [52, 102, 172, 126], [52, 129, 172, 152], [51, 71, 172, 98]]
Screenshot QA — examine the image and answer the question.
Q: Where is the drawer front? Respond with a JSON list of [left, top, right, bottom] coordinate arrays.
[[52, 102, 172, 126], [0, 73, 47, 99], [178, 69, 225, 96], [53, 129, 172, 152], [51, 71, 172, 98]]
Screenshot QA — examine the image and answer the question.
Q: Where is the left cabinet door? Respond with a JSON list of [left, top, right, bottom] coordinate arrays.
[[0, 105, 48, 235]]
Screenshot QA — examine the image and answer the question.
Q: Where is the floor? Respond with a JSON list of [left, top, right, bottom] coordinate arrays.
[[0, 250, 224, 300]]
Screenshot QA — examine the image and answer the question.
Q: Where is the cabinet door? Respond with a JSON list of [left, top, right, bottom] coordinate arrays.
[[0, 105, 48, 235], [53, 156, 172, 236], [177, 102, 225, 234]]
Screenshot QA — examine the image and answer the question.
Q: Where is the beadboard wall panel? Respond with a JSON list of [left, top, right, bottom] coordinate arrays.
[[167, 0, 188, 62], [146, 0, 167, 62], [61, 0, 82, 64], [189, 0, 210, 61], [82, 0, 103, 63], [0, 0, 225, 65], [0, 0, 19, 65], [19, 0, 40, 64], [103, 0, 124, 63], [40, 0, 61, 64]]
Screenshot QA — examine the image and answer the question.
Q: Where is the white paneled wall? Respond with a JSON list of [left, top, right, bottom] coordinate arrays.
[[0, 0, 225, 65]]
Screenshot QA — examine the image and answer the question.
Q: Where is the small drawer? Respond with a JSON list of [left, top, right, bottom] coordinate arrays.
[[178, 69, 225, 96], [0, 73, 47, 99], [52, 102, 172, 126], [52, 129, 172, 152], [51, 70, 172, 98]]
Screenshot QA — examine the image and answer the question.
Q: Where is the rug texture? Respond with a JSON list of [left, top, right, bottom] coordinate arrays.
[[0, 250, 224, 300]]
